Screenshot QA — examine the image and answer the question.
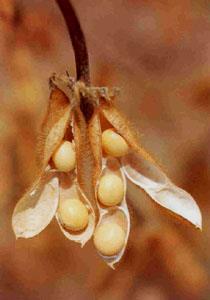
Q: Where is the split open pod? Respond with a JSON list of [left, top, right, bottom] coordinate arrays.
[[94, 157, 130, 268], [12, 85, 97, 246], [56, 173, 95, 246]]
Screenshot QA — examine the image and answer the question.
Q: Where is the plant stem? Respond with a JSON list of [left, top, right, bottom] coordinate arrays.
[[55, 0, 90, 85]]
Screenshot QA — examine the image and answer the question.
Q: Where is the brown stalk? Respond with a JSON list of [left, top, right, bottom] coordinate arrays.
[[56, 0, 94, 120], [55, 0, 90, 85]]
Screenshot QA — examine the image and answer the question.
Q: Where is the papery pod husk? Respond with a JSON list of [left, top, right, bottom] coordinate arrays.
[[101, 101, 202, 229], [12, 88, 72, 239], [12, 88, 71, 238], [102, 102, 202, 229], [101, 101, 156, 165], [122, 152, 202, 229], [95, 157, 130, 268], [88, 109, 102, 187], [72, 106, 98, 215], [37, 88, 71, 170], [12, 171, 59, 238], [56, 173, 95, 247]]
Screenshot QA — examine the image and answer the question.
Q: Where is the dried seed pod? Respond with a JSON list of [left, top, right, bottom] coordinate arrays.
[[52, 140, 76, 172], [12, 86, 72, 239], [37, 88, 71, 171], [12, 171, 59, 238], [101, 128, 129, 157], [95, 157, 130, 268], [101, 102, 202, 229], [72, 107, 98, 214], [48, 78, 99, 244], [101, 102, 155, 164], [56, 173, 95, 246], [88, 111, 102, 186]]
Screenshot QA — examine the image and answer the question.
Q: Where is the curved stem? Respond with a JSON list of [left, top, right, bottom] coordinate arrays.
[[56, 0, 90, 85]]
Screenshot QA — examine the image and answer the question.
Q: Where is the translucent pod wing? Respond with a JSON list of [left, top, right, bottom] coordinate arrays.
[[122, 153, 202, 229], [12, 171, 59, 238]]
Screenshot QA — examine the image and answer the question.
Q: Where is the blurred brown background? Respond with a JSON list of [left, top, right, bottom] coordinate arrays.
[[0, 0, 210, 299]]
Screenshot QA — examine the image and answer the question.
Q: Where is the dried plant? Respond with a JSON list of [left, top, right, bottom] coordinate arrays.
[[12, 0, 202, 268]]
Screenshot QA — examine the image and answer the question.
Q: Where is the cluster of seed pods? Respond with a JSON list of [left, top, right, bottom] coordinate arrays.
[[12, 76, 202, 269], [52, 127, 130, 267], [11, 1, 202, 271]]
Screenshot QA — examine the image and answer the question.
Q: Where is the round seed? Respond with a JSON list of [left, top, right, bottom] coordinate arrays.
[[58, 198, 89, 231], [98, 174, 124, 206], [52, 141, 76, 172], [101, 129, 129, 157], [94, 222, 126, 256]]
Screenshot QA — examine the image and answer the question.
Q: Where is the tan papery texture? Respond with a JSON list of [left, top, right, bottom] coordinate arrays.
[[95, 157, 130, 268], [101, 102, 157, 165], [37, 88, 71, 169], [88, 110, 102, 187], [12, 172, 59, 238], [72, 107, 98, 216]]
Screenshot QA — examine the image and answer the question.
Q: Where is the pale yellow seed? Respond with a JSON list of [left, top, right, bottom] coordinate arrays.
[[94, 222, 126, 256], [52, 141, 76, 172], [102, 129, 129, 157], [98, 174, 124, 206], [58, 198, 89, 231]]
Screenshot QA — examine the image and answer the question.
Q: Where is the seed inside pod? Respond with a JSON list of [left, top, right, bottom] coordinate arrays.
[[102, 129, 129, 157], [98, 174, 124, 206], [94, 222, 126, 256], [52, 140, 76, 172], [58, 198, 89, 231]]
